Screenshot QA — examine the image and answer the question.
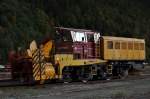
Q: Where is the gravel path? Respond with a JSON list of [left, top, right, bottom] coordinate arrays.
[[0, 66, 150, 99]]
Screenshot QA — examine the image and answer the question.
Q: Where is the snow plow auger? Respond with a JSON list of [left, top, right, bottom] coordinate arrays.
[[27, 40, 56, 84]]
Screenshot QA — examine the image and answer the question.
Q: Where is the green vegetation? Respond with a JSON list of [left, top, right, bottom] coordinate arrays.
[[0, 0, 53, 63], [0, 0, 150, 63]]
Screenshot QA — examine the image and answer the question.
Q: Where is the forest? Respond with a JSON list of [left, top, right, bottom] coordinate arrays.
[[0, 0, 150, 63]]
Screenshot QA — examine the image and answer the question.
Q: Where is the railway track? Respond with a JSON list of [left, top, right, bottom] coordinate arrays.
[[0, 80, 35, 87], [0, 66, 149, 88], [59, 73, 150, 86], [0, 69, 149, 99]]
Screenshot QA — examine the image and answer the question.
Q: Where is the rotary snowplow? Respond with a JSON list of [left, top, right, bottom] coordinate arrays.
[[0, 27, 146, 86]]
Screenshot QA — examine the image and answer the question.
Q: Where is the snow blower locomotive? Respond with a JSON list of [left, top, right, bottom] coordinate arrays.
[[0, 27, 146, 85]]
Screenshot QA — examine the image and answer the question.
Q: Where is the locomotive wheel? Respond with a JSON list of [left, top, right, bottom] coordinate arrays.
[[80, 73, 93, 83], [62, 67, 72, 83], [119, 69, 129, 79], [79, 66, 95, 83], [97, 69, 107, 80], [62, 72, 72, 83]]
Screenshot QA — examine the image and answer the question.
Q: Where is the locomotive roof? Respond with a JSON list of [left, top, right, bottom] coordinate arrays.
[[102, 36, 145, 42], [55, 27, 95, 32]]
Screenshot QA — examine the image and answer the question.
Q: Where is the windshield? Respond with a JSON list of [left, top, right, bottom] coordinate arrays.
[[55, 30, 73, 42]]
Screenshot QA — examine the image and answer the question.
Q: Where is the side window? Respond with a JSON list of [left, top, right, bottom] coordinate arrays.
[[107, 41, 113, 49], [75, 32, 86, 42], [87, 34, 94, 42], [121, 42, 127, 49], [140, 43, 144, 50], [128, 42, 133, 50], [134, 42, 139, 50], [115, 42, 120, 49]]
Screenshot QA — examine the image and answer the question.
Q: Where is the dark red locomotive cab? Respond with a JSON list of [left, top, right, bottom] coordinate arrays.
[[55, 27, 101, 59]]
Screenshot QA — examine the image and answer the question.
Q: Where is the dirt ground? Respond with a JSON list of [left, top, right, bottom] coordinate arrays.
[[0, 66, 150, 99]]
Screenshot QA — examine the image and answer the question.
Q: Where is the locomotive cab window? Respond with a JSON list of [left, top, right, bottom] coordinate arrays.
[[107, 41, 113, 49], [115, 42, 120, 49], [61, 31, 72, 42], [87, 34, 94, 42], [55, 30, 73, 42], [75, 32, 86, 42]]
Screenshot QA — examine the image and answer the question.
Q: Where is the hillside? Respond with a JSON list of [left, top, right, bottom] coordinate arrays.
[[0, 0, 150, 63]]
